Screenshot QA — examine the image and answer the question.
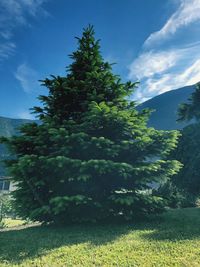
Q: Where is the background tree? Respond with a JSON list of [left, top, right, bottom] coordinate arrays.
[[0, 194, 16, 221], [1, 26, 181, 223], [171, 82, 200, 200]]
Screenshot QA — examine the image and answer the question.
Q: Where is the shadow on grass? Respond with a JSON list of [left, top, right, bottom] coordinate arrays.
[[0, 208, 200, 265], [0, 222, 134, 264], [140, 207, 200, 241]]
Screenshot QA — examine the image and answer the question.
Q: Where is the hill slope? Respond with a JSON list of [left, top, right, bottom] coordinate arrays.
[[138, 84, 196, 130], [0, 116, 33, 137]]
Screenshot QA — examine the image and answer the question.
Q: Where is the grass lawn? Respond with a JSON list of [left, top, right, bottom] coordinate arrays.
[[3, 218, 27, 228], [0, 208, 200, 267]]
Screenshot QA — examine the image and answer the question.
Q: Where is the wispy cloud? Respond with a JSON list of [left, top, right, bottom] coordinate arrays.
[[0, 42, 16, 61], [142, 58, 200, 98], [15, 63, 39, 93], [0, 0, 49, 61], [144, 0, 200, 48], [129, 43, 200, 103], [129, 50, 180, 80]]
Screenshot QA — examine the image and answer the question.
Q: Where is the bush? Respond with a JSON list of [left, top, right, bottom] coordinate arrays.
[[0, 194, 16, 220], [153, 181, 197, 208]]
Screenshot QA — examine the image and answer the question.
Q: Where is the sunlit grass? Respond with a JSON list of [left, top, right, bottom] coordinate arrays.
[[3, 218, 27, 228], [0, 208, 200, 266]]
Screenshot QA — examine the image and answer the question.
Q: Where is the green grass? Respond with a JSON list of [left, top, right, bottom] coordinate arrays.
[[3, 218, 27, 228], [0, 208, 200, 267]]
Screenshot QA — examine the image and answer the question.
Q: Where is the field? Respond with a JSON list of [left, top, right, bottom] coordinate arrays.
[[0, 208, 200, 267]]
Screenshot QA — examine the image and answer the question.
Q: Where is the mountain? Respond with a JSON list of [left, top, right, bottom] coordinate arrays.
[[137, 84, 196, 130], [0, 116, 34, 176], [0, 116, 33, 137]]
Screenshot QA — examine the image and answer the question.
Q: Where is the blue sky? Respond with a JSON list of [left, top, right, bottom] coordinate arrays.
[[1, 0, 200, 119]]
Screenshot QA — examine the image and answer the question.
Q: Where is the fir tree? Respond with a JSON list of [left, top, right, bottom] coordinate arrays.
[[171, 83, 200, 198], [172, 124, 200, 196], [1, 26, 181, 223]]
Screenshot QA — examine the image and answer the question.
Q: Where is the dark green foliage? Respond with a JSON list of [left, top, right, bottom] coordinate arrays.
[[170, 83, 200, 199], [1, 26, 181, 223], [0, 194, 16, 221], [153, 181, 195, 208], [0, 145, 9, 176], [171, 123, 200, 197]]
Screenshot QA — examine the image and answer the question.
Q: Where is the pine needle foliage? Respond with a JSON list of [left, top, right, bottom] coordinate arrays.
[[1, 26, 181, 223], [172, 83, 200, 197]]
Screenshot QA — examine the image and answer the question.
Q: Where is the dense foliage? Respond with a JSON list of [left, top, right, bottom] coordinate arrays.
[[0, 194, 16, 221], [172, 124, 200, 197], [153, 181, 196, 208], [1, 26, 181, 223], [171, 83, 200, 198]]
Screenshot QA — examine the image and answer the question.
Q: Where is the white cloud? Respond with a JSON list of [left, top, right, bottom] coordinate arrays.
[[19, 0, 49, 17], [129, 0, 200, 103], [134, 57, 200, 103], [129, 43, 200, 103], [144, 0, 200, 47], [0, 0, 49, 61], [15, 63, 39, 93], [184, 59, 200, 85], [0, 42, 16, 61], [128, 50, 179, 80]]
